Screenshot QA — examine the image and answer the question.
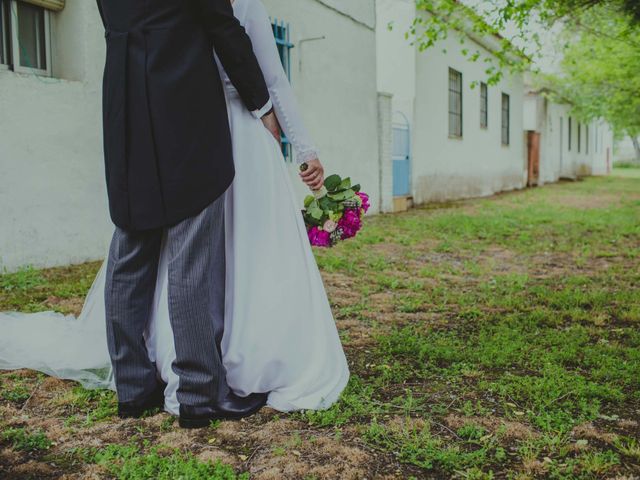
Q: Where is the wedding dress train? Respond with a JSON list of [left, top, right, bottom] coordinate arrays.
[[0, 0, 349, 414]]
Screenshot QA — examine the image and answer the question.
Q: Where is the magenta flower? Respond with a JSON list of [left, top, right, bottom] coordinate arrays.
[[338, 209, 362, 239], [308, 226, 331, 247], [357, 192, 370, 213]]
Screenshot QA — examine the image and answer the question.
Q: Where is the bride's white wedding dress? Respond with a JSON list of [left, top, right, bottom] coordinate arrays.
[[0, 0, 349, 414]]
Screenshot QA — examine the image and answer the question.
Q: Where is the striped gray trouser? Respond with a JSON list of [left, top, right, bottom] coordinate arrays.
[[105, 196, 229, 406]]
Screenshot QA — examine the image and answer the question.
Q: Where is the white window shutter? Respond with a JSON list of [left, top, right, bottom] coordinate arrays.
[[21, 0, 64, 12]]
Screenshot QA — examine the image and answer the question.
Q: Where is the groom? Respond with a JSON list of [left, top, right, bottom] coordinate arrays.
[[96, 0, 277, 428]]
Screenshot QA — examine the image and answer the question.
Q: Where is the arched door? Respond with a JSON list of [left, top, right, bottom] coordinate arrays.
[[392, 112, 411, 197]]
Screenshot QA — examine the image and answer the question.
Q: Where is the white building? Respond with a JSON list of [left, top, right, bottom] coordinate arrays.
[[615, 136, 639, 164], [377, 0, 527, 210], [0, 0, 380, 271], [523, 89, 614, 184]]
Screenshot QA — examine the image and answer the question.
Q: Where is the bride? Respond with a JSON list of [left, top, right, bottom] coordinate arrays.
[[0, 0, 349, 419]]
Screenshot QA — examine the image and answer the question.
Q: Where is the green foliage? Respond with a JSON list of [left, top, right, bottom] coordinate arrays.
[[0, 261, 102, 314], [543, 6, 640, 139], [410, 0, 640, 137], [302, 174, 362, 229], [365, 419, 493, 472], [56, 386, 118, 424], [0, 377, 31, 403], [1, 175, 638, 478], [302, 376, 381, 427], [411, 0, 530, 87], [614, 161, 640, 169], [93, 444, 248, 480], [2, 427, 52, 452], [0, 266, 46, 292]]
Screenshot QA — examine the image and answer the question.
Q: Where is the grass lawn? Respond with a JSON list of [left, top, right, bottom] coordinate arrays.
[[1, 171, 639, 479]]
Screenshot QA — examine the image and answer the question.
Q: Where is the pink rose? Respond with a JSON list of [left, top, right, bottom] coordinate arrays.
[[323, 219, 337, 233]]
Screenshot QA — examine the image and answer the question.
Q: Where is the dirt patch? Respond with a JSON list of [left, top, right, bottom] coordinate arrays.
[[572, 423, 619, 444], [444, 414, 539, 441]]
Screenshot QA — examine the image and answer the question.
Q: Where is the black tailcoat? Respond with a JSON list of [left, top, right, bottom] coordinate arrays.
[[96, 0, 269, 230]]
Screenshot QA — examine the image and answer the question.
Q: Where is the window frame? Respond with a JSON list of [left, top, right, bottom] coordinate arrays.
[[586, 124, 589, 154], [8, 0, 52, 76], [568, 117, 572, 151], [448, 68, 463, 138], [501, 92, 510, 146], [578, 122, 581, 153], [0, 0, 10, 70], [271, 18, 293, 161], [480, 82, 488, 129]]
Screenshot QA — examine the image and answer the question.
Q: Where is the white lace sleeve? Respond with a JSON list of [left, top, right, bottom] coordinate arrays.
[[242, 0, 319, 164]]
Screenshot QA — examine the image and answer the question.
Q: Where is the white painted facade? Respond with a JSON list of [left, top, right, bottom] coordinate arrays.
[[615, 136, 639, 163], [524, 91, 614, 183], [377, 0, 527, 206], [0, 0, 110, 272], [0, 0, 379, 271]]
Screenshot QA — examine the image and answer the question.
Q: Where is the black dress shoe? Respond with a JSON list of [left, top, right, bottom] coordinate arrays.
[[179, 392, 268, 429], [118, 382, 167, 419]]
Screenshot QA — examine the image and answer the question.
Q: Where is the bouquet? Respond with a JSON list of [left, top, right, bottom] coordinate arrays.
[[301, 167, 370, 248]]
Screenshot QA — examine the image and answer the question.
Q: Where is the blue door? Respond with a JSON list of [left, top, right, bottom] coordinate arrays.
[[392, 117, 411, 196]]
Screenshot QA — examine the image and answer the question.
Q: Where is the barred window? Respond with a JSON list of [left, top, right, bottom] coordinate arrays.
[[480, 82, 488, 128], [0, 0, 51, 75], [501, 93, 510, 146], [448, 68, 463, 137]]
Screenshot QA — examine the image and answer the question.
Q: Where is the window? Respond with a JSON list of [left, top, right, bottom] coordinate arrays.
[[578, 123, 581, 153], [271, 18, 293, 160], [1, 1, 51, 75], [480, 82, 488, 129], [568, 117, 572, 151], [0, 0, 10, 66], [448, 68, 463, 137], [501, 93, 510, 146], [586, 125, 589, 154]]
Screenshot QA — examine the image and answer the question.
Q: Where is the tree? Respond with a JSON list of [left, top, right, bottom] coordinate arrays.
[[542, 6, 640, 160], [411, 0, 640, 158]]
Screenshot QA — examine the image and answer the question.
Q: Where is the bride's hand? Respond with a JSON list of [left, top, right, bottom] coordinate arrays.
[[300, 158, 325, 191], [261, 111, 281, 147]]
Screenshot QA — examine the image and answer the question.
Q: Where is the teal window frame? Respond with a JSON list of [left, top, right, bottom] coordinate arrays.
[[271, 18, 294, 161]]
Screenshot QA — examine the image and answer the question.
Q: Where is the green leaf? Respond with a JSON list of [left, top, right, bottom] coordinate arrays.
[[339, 177, 352, 190], [304, 195, 315, 208], [308, 204, 324, 220], [324, 175, 342, 191], [328, 189, 356, 202]]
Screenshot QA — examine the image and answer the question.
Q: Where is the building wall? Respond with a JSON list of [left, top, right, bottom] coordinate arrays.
[[0, 0, 379, 271], [376, 3, 527, 205], [264, 0, 380, 212], [376, 0, 416, 127], [524, 93, 614, 183], [411, 23, 526, 204], [0, 0, 111, 272], [615, 136, 639, 163]]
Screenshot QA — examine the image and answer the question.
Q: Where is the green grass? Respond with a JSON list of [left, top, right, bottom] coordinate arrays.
[[92, 444, 249, 480], [0, 261, 102, 314], [1, 427, 53, 452], [1, 174, 639, 479], [613, 161, 640, 169], [54, 385, 118, 424]]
